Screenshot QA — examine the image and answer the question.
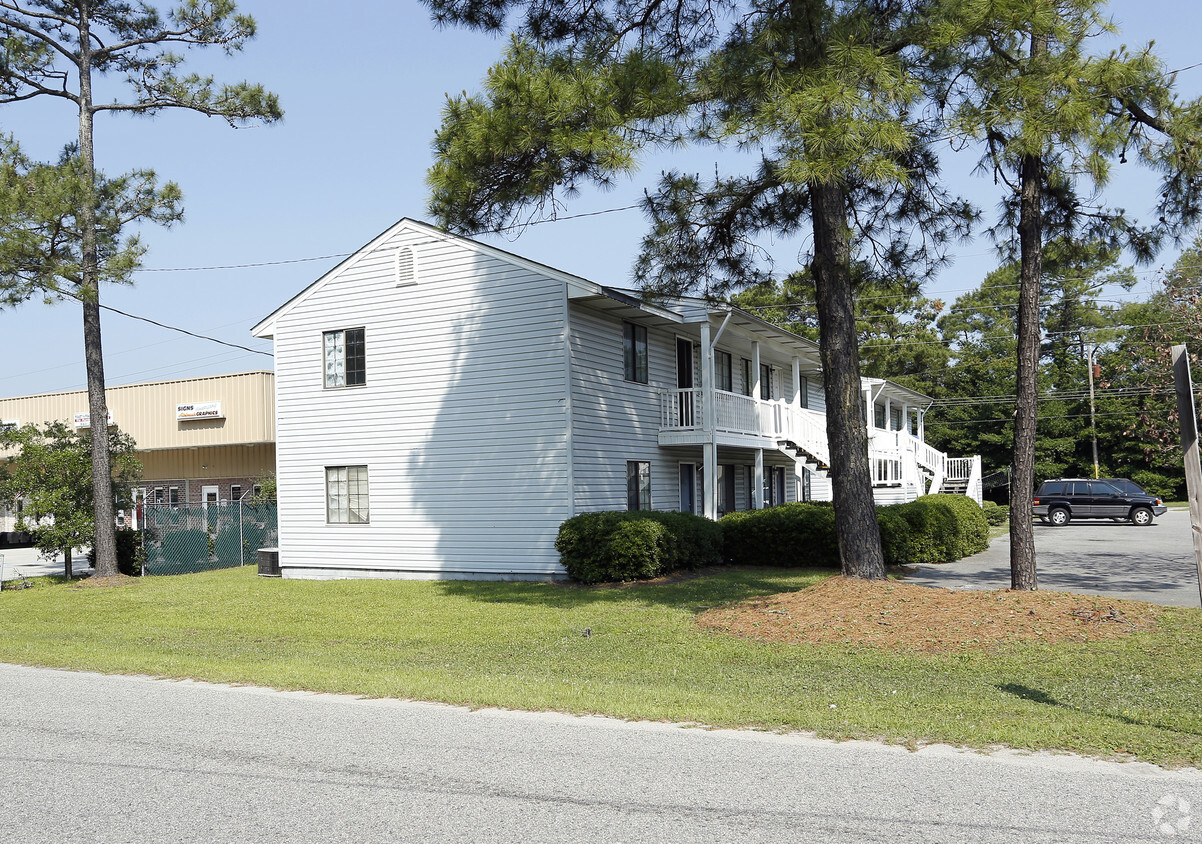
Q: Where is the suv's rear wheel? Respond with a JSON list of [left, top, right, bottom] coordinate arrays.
[[1049, 507, 1071, 526], [1130, 506, 1154, 526]]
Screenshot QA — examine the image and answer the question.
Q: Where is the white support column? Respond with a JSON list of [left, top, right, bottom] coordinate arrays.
[[701, 321, 717, 520], [791, 356, 801, 410], [753, 448, 765, 509], [864, 385, 874, 435], [903, 403, 911, 435], [918, 409, 926, 441], [884, 396, 892, 430], [790, 355, 803, 496], [751, 341, 761, 400]]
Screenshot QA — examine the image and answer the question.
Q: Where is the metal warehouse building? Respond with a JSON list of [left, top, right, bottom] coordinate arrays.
[[0, 371, 275, 531]]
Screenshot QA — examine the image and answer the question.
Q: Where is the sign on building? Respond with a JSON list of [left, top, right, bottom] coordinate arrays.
[[73, 411, 115, 429], [176, 401, 224, 421]]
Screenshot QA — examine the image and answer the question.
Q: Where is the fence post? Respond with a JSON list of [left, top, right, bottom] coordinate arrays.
[[239, 498, 245, 566]]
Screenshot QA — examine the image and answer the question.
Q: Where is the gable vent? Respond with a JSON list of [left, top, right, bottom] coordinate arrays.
[[395, 246, 417, 287]]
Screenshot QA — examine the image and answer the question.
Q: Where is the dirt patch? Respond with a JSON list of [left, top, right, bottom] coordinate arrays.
[[73, 574, 141, 589], [697, 577, 1162, 652]]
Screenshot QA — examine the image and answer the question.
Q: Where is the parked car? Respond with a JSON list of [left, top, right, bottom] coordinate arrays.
[[1033, 478, 1167, 526], [1100, 477, 1149, 496]]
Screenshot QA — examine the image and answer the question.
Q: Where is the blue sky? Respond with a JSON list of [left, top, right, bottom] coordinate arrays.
[[0, 0, 1199, 399]]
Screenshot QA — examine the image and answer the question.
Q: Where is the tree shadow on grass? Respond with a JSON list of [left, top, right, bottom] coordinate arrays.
[[997, 683, 1202, 736], [435, 567, 834, 613]]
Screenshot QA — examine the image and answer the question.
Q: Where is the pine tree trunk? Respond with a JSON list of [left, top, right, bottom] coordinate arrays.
[[75, 12, 118, 578], [64, 547, 73, 580], [1010, 151, 1044, 590], [811, 181, 886, 580]]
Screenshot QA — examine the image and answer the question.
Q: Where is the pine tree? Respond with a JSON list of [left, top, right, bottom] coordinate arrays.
[[0, 1, 282, 576]]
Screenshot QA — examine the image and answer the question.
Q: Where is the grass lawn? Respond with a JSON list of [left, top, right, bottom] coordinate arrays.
[[2, 566, 1200, 767]]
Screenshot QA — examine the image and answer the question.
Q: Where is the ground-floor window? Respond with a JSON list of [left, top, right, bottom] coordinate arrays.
[[626, 461, 651, 511], [799, 468, 812, 502], [326, 465, 370, 524]]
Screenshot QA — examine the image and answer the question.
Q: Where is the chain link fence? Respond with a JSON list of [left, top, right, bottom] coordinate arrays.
[[142, 502, 277, 576]]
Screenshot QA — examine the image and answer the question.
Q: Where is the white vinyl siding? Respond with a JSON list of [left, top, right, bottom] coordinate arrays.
[[268, 223, 572, 578], [569, 303, 675, 513]]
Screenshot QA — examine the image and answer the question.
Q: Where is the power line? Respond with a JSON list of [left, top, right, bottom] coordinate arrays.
[[131, 204, 647, 274], [96, 303, 272, 357]]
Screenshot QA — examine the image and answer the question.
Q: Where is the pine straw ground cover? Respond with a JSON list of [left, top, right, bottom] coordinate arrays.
[[697, 576, 1162, 652]]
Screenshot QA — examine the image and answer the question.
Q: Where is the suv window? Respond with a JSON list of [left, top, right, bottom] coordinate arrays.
[[1040, 481, 1066, 495], [1090, 482, 1121, 496]]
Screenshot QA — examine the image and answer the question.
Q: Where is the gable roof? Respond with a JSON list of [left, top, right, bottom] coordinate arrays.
[[251, 218, 603, 339]]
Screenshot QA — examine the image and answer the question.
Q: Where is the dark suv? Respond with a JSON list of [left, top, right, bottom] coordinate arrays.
[[1033, 479, 1167, 526]]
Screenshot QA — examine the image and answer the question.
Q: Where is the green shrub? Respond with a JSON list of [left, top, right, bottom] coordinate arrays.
[[555, 510, 723, 584], [892, 494, 989, 563], [720, 503, 840, 568], [87, 528, 143, 576], [981, 501, 1009, 526]]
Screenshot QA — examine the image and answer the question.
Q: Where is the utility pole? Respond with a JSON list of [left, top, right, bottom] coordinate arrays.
[[1170, 345, 1202, 607]]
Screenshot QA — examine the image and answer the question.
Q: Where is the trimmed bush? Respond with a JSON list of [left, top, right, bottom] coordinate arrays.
[[720, 503, 840, 568], [981, 501, 1009, 526], [556, 510, 723, 584], [892, 494, 989, 563]]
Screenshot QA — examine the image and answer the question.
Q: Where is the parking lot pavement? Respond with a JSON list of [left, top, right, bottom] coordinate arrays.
[[0, 546, 91, 580], [902, 507, 1202, 608]]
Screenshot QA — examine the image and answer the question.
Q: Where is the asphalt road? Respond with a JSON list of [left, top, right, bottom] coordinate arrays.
[[903, 508, 1202, 608], [0, 664, 1199, 843]]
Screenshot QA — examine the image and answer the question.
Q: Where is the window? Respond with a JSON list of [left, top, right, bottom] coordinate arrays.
[[760, 364, 774, 400], [154, 487, 164, 504], [324, 328, 366, 388], [231, 485, 243, 502], [169, 487, 180, 506], [889, 407, 902, 431], [714, 350, 733, 392], [326, 466, 370, 524], [799, 376, 809, 409], [742, 359, 753, 397], [252, 484, 264, 498], [626, 461, 651, 511], [800, 468, 812, 502], [874, 403, 886, 429], [717, 464, 737, 516], [623, 322, 648, 383]]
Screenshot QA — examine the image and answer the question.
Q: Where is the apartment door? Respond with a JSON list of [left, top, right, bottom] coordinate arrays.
[[677, 338, 694, 426]]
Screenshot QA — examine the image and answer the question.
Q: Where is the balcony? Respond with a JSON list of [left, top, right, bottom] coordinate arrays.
[[659, 388, 830, 469]]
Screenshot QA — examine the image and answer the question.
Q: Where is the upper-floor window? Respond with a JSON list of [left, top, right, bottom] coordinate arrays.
[[799, 376, 809, 409], [890, 407, 902, 431], [742, 359, 753, 397], [626, 461, 651, 510], [874, 403, 886, 429], [623, 322, 648, 383], [324, 328, 366, 388], [326, 465, 370, 524], [714, 350, 733, 392], [760, 364, 774, 401]]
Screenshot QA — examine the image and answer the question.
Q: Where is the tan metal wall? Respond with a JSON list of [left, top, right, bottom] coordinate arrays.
[[0, 371, 274, 451]]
